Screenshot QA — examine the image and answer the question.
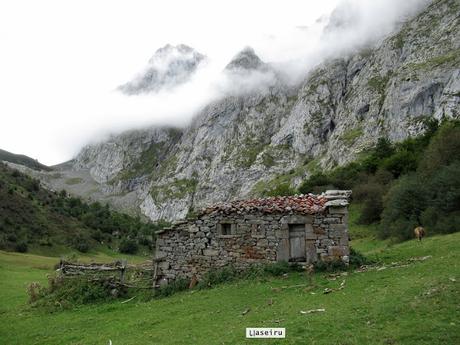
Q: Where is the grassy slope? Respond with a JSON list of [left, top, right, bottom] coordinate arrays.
[[0, 232, 459, 345], [0, 148, 50, 171]]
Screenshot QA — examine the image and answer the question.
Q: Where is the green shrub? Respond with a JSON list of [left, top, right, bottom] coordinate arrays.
[[418, 121, 460, 177], [7, 233, 18, 242], [348, 248, 373, 267], [198, 262, 304, 289], [30, 275, 126, 309], [156, 278, 190, 297], [351, 180, 387, 225], [381, 150, 418, 177], [119, 238, 138, 254], [70, 235, 90, 253], [25, 179, 40, 192], [15, 240, 28, 253], [138, 235, 152, 248], [361, 137, 395, 173], [38, 237, 53, 246], [426, 212, 460, 234], [197, 266, 239, 289], [419, 162, 460, 234], [298, 173, 332, 194], [380, 175, 427, 240], [91, 229, 104, 242], [358, 194, 384, 225], [428, 161, 460, 214], [329, 163, 365, 189], [0, 237, 6, 250], [373, 168, 394, 185], [264, 183, 296, 197], [263, 261, 291, 276], [314, 259, 347, 272]]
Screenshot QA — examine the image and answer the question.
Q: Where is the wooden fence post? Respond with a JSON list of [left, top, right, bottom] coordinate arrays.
[[153, 259, 158, 289], [59, 257, 64, 275], [120, 259, 127, 284]]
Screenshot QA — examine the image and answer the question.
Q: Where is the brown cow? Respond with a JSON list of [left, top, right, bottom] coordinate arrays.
[[414, 226, 426, 241]]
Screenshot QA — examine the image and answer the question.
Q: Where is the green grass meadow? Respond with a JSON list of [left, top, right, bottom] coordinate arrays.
[[0, 231, 459, 345]]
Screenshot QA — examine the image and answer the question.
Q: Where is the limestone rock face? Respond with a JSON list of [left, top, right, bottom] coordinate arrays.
[[32, 0, 460, 221], [74, 127, 182, 184]]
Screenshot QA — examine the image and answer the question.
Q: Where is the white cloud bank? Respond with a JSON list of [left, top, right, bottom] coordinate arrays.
[[0, 0, 429, 165]]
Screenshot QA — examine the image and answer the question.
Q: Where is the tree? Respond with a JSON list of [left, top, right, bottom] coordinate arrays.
[[380, 175, 427, 240]]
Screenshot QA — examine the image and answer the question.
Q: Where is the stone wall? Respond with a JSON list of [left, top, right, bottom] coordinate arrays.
[[153, 191, 350, 287]]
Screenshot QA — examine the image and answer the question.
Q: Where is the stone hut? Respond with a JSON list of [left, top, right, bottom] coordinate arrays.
[[153, 190, 351, 287]]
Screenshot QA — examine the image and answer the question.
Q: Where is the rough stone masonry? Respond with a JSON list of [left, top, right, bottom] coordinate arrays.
[[153, 190, 351, 287]]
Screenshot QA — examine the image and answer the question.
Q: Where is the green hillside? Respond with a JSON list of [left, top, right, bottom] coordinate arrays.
[[0, 162, 164, 255], [0, 231, 458, 344], [0, 148, 51, 171]]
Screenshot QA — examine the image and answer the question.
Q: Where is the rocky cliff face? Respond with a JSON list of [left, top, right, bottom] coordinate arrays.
[[33, 0, 460, 221]]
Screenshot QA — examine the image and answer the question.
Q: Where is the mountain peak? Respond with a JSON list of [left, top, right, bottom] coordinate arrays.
[[149, 44, 198, 63], [225, 46, 265, 71], [119, 44, 206, 95]]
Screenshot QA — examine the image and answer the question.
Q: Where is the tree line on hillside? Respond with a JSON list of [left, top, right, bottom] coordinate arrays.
[[264, 119, 460, 241], [0, 163, 168, 253]]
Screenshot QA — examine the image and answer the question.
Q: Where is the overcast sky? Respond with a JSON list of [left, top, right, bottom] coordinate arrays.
[[0, 0, 425, 165]]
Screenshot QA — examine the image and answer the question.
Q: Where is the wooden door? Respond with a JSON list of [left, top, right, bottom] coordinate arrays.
[[289, 224, 306, 262]]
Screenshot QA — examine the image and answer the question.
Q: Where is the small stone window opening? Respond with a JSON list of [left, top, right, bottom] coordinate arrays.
[[221, 223, 232, 235]]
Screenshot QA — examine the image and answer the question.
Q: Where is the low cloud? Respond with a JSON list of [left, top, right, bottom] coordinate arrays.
[[103, 0, 428, 126], [254, 0, 429, 84]]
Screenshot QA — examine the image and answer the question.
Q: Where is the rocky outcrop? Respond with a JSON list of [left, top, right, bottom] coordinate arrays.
[[225, 47, 268, 72], [30, 0, 460, 221]]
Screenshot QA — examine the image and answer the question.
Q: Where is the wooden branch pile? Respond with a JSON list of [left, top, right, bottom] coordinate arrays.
[[59, 261, 124, 274]]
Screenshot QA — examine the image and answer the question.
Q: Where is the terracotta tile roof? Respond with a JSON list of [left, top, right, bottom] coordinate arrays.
[[199, 194, 329, 216]]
